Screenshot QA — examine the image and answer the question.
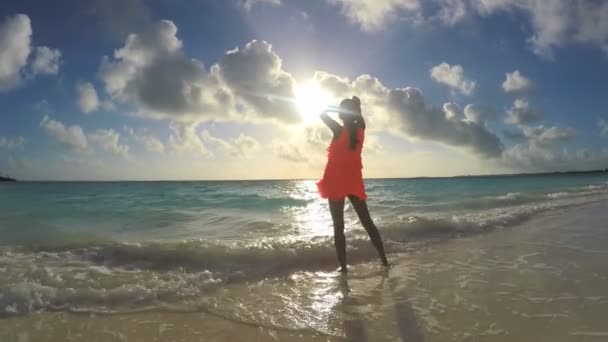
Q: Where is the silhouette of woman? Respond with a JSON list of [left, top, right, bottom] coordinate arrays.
[[317, 96, 389, 273]]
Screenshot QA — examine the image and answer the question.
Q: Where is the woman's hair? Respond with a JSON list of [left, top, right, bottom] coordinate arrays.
[[339, 96, 362, 150]]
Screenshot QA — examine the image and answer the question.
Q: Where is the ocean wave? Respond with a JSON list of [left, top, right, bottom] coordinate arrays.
[[1, 185, 607, 317], [9, 189, 606, 278], [494, 192, 523, 201], [546, 192, 569, 199]]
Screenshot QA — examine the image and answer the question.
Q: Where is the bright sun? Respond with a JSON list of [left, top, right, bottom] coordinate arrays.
[[295, 81, 332, 122]]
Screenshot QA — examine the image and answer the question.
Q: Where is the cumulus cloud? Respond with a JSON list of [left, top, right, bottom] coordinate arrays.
[[0, 136, 25, 149], [502, 70, 533, 94], [0, 14, 32, 92], [522, 125, 575, 146], [89, 129, 130, 158], [241, 0, 281, 11], [272, 139, 309, 163], [100, 20, 233, 122], [201, 130, 233, 154], [76, 82, 100, 114], [270, 125, 332, 164], [437, 0, 468, 25], [30, 46, 61, 75], [40, 115, 89, 151], [126, 127, 165, 153], [505, 99, 542, 125], [599, 119, 608, 138], [99, 20, 302, 124], [98, 19, 502, 158], [501, 123, 578, 171], [201, 130, 261, 157], [99, 17, 303, 124], [327, 0, 421, 32], [314, 71, 502, 157], [469, 0, 608, 58], [463, 104, 495, 125], [430, 62, 476, 95], [501, 139, 601, 173], [388, 88, 501, 156], [234, 133, 261, 156], [215, 40, 299, 123], [168, 122, 211, 156], [0, 14, 62, 92], [326, 0, 608, 57], [40, 116, 130, 157]]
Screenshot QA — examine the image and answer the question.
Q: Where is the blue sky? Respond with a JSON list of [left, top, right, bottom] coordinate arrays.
[[1, 0, 607, 180]]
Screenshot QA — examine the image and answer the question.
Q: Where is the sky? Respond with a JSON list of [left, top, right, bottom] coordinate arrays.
[[1, 0, 608, 180]]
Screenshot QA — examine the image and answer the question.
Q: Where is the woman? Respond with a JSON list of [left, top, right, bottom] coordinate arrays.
[[317, 96, 389, 273]]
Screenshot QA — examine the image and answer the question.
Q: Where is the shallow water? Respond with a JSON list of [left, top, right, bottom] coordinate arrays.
[[1, 201, 608, 341], [1, 174, 608, 340]]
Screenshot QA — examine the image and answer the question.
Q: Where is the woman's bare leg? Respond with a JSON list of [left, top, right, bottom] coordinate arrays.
[[348, 195, 389, 266], [329, 199, 347, 272]]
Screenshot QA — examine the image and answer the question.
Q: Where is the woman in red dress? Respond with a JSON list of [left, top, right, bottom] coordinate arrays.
[[317, 96, 389, 273]]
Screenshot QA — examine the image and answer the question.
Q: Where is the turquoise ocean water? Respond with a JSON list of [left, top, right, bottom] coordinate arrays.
[[1, 174, 608, 318]]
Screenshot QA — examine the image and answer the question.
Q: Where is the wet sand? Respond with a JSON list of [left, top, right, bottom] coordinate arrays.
[[2, 200, 608, 341]]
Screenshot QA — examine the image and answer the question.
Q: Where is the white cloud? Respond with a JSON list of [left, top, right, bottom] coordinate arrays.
[[576, 1, 608, 55], [522, 125, 575, 146], [270, 125, 331, 164], [201, 129, 234, 155], [430, 62, 476, 95], [327, 0, 421, 32], [215, 40, 299, 123], [99, 20, 301, 124], [0, 14, 62, 92], [463, 104, 495, 125], [234, 133, 261, 156], [0, 136, 25, 149], [100, 20, 233, 122], [126, 127, 165, 153], [314, 72, 502, 157], [30, 46, 61, 75], [76, 82, 100, 114], [97, 20, 504, 159], [470, 0, 608, 58], [502, 70, 533, 93], [201, 130, 261, 158], [501, 122, 577, 171], [505, 99, 542, 125], [241, 0, 281, 11], [388, 88, 501, 156], [168, 122, 211, 156], [501, 142, 602, 173], [40, 115, 89, 151], [326, 0, 608, 57], [599, 119, 608, 138], [0, 14, 32, 92], [40, 116, 130, 157], [271, 139, 309, 163], [89, 129, 130, 158], [437, 0, 468, 25]]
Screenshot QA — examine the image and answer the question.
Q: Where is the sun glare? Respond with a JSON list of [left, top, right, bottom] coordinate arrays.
[[295, 82, 332, 122]]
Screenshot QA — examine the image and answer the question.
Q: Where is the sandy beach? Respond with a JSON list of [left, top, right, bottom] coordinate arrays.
[[2, 199, 607, 341]]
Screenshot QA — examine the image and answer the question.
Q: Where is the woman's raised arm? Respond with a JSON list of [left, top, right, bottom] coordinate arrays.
[[320, 111, 342, 137]]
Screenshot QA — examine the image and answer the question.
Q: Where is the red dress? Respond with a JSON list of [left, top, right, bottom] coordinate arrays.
[[317, 126, 367, 201]]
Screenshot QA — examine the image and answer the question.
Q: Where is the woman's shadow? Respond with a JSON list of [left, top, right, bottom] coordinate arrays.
[[337, 269, 425, 342]]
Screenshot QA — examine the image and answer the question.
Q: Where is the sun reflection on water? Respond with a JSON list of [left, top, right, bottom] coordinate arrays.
[[282, 180, 334, 237]]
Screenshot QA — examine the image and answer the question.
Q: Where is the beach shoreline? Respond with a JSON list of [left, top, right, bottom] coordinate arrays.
[[2, 199, 608, 341]]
